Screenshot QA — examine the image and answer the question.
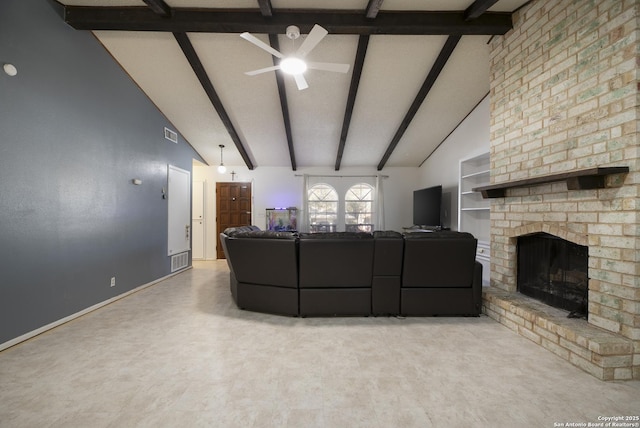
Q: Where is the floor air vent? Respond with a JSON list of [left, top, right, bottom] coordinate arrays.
[[171, 252, 189, 272]]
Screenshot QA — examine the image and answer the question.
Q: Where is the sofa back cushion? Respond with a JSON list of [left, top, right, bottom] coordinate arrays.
[[299, 233, 374, 288], [402, 231, 477, 288], [225, 234, 298, 288]]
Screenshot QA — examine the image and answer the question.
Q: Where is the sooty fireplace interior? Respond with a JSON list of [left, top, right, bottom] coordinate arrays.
[[517, 233, 589, 318]]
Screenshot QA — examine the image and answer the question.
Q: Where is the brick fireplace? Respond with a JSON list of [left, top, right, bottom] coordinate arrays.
[[482, 0, 639, 380], [517, 231, 589, 317]]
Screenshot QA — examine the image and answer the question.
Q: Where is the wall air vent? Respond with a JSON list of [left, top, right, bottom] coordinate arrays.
[[171, 252, 189, 272], [164, 127, 178, 144]]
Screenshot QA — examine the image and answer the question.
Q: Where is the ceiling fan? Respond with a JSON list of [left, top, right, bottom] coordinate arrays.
[[240, 24, 350, 90]]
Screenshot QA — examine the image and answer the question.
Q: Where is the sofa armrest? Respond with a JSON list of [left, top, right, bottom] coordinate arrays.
[[219, 233, 234, 273], [473, 261, 483, 313]]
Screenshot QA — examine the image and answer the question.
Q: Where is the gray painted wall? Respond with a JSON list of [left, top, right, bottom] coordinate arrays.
[[0, 0, 203, 344]]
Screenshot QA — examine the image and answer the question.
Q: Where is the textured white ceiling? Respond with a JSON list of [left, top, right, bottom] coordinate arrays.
[[65, 0, 528, 169]]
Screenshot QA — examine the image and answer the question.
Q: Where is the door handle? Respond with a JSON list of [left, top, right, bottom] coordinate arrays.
[[185, 225, 190, 239]]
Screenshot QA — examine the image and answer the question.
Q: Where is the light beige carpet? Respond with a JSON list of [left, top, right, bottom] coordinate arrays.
[[1, 261, 638, 427]]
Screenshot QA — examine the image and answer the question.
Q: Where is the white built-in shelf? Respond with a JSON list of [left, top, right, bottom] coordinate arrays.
[[459, 151, 491, 286], [459, 155, 490, 214], [461, 170, 490, 180], [461, 207, 490, 211]]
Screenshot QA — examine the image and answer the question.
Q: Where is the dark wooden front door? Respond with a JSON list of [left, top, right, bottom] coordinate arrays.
[[216, 182, 252, 259]]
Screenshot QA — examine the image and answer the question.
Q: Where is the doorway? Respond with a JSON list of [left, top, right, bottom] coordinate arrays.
[[216, 182, 252, 259], [167, 165, 191, 257]]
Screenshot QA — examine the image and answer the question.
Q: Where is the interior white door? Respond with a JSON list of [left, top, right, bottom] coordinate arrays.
[[191, 180, 205, 259], [192, 220, 204, 259], [192, 180, 204, 220], [167, 165, 191, 256]]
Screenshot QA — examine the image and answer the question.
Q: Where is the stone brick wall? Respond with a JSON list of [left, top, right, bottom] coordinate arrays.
[[488, 0, 639, 346]]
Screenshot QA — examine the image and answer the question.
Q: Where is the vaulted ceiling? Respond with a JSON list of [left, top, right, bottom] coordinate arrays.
[[53, 0, 530, 170]]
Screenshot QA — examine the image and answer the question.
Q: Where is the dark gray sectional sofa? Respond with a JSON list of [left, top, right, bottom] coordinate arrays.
[[220, 226, 482, 317]]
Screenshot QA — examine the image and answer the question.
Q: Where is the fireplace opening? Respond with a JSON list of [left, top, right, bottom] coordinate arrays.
[[517, 233, 588, 319]]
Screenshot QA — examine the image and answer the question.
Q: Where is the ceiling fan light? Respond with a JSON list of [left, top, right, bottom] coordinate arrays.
[[280, 57, 307, 75]]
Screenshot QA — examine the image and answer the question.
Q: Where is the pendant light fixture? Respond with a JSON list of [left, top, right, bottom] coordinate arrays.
[[217, 144, 227, 174]]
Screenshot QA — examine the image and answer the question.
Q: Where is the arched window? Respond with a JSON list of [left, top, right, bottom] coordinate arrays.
[[308, 183, 338, 233], [345, 183, 374, 232]]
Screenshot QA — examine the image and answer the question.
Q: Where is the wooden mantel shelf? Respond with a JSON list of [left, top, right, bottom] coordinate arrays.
[[473, 166, 629, 198]]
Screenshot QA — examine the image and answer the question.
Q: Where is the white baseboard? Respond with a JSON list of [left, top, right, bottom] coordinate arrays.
[[0, 267, 192, 352]]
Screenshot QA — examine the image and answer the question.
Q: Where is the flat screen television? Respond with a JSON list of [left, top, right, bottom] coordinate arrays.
[[413, 185, 442, 227]]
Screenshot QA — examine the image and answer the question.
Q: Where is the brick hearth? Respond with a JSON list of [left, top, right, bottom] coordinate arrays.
[[483, 288, 635, 380], [485, 0, 639, 380]]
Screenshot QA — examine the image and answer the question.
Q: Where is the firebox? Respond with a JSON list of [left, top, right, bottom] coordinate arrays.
[[517, 233, 589, 318]]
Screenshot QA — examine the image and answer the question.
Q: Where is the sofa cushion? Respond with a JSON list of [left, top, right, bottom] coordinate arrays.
[[401, 288, 478, 315], [236, 283, 298, 316], [299, 288, 371, 316]]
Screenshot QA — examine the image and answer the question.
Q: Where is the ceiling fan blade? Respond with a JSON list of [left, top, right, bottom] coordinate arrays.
[[293, 73, 309, 90], [307, 62, 350, 73], [244, 65, 281, 76], [296, 24, 328, 58], [240, 32, 285, 59]]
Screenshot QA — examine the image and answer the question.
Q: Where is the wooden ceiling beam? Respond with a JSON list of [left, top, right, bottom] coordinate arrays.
[[377, 35, 461, 171], [334, 0, 378, 170], [464, 0, 499, 21], [375, 1, 494, 170], [269, 34, 297, 171], [61, 7, 512, 35], [365, 0, 384, 19], [142, 0, 171, 17], [257, 0, 273, 17], [335, 35, 370, 171], [173, 32, 255, 170]]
